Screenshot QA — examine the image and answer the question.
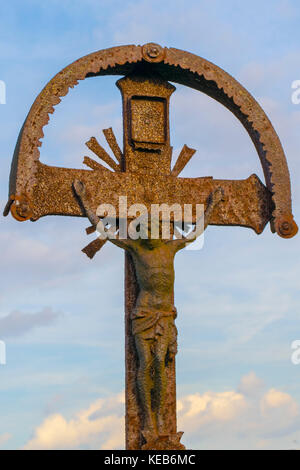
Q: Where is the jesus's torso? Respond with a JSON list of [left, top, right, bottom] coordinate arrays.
[[130, 242, 176, 313]]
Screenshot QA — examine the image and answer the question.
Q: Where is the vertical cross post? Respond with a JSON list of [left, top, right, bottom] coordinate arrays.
[[118, 73, 179, 449], [125, 254, 178, 449]]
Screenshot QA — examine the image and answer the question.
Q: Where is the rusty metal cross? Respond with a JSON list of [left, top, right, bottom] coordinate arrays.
[[4, 43, 298, 450]]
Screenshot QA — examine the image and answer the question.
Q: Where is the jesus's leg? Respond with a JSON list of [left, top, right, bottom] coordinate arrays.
[[134, 334, 155, 432], [153, 318, 172, 435]]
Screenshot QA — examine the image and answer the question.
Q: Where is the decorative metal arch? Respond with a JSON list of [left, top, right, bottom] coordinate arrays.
[[4, 43, 298, 238]]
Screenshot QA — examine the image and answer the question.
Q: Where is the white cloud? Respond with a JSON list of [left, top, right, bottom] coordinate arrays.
[[0, 307, 61, 338], [237, 371, 264, 397], [0, 433, 12, 447], [179, 390, 248, 423], [23, 392, 125, 450], [177, 374, 300, 449], [22, 373, 300, 450], [261, 389, 299, 418]]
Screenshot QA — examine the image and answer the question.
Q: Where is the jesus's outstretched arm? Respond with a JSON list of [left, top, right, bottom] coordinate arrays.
[[73, 179, 100, 227], [170, 187, 225, 251]]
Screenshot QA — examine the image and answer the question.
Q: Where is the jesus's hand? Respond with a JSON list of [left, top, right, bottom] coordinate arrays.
[[73, 179, 86, 198], [209, 187, 225, 206]]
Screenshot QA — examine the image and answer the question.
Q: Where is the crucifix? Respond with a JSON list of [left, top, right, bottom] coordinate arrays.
[[4, 43, 297, 450]]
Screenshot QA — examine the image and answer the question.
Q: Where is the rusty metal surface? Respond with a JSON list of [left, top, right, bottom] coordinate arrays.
[[117, 74, 175, 174], [85, 133, 121, 172], [102, 127, 123, 164], [4, 43, 297, 237], [4, 42, 298, 451], [30, 161, 272, 234], [5, 72, 273, 235], [171, 145, 196, 177]]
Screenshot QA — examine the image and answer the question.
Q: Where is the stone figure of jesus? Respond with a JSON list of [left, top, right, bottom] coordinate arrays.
[[73, 180, 224, 441]]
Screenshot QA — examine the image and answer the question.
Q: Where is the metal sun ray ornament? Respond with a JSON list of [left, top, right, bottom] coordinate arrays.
[[4, 43, 298, 450]]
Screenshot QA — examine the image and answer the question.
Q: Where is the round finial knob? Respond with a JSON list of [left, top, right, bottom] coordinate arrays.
[[10, 195, 32, 221], [142, 43, 165, 63], [275, 214, 298, 239]]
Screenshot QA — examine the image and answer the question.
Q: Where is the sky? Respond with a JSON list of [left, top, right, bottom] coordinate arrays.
[[0, 0, 300, 450]]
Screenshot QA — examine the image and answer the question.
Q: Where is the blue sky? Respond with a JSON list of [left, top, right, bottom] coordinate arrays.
[[0, 0, 300, 450]]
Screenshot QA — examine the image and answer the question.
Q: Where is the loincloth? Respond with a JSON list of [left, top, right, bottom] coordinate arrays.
[[131, 307, 178, 356]]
